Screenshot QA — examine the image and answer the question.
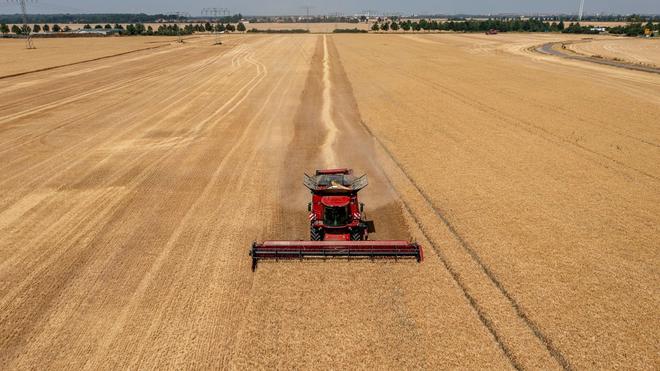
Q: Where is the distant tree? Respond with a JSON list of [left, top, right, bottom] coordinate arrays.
[[371, 22, 380, 31], [83, 24, 92, 29], [11, 24, 21, 34], [419, 19, 429, 31], [104, 24, 112, 29], [558, 20, 565, 31], [94, 24, 102, 29], [550, 22, 559, 32], [114, 23, 124, 30], [52, 24, 61, 32], [33, 24, 41, 33], [381, 21, 389, 31], [390, 21, 399, 31], [237, 22, 246, 32], [147, 25, 153, 35], [0, 23, 9, 34], [215, 23, 225, 32], [225, 23, 235, 32], [401, 21, 410, 31], [411, 21, 421, 31], [42, 24, 50, 32], [204, 22, 212, 31], [645, 20, 654, 32], [63, 25, 71, 32]]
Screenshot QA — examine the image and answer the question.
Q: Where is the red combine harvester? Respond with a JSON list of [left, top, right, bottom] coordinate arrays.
[[250, 168, 423, 270]]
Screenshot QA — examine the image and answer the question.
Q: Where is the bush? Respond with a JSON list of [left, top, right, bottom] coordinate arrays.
[[247, 28, 309, 33], [332, 28, 368, 33]]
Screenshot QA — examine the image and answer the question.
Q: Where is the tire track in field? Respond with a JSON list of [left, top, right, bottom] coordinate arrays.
[[0, 44, 170, 81], [316, 35, 526, 370], [0, 45, 251, 159], [0, 39, 250, 123], [0, 46, 249, 154], [0, 42, 270, 276], [329, 37, 569, 369], [0, 45, 235, 125], [357, 119, 572, 370], [117, 40, 298, 367], [0, 42, 275, 365], [83, 41, 275, 368], [359, 51, 660, 182], [0, 43, 256, 193], [0, 40, 268, 268]]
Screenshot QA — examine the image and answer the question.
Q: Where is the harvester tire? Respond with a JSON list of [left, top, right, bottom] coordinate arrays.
[[350, 229, 362, 241], [310, 227, 323, 241]]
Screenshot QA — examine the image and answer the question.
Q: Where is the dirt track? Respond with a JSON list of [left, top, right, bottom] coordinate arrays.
[[0, 34, 658, 369], [566, 37, 660, 67]]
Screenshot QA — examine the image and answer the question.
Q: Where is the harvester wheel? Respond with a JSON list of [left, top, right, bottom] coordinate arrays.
[[350, 229, 363, 241], [310, 227, 323, 241]]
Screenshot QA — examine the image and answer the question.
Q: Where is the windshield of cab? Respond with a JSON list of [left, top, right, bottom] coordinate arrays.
[[324, 206, 350, 227]]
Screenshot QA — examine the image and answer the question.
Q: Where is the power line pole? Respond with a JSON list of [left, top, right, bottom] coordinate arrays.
[[169, 11, 189, 43], [301, 5, 314, 18], [7, 0, 36, 49]]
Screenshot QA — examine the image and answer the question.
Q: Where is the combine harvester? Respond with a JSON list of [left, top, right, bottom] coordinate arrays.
[[250, 169, 423, 270]]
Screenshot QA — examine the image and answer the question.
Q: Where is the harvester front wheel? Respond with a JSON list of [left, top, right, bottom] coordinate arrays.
[[310, 227, 323, 241], [350, 229, 363, 241]]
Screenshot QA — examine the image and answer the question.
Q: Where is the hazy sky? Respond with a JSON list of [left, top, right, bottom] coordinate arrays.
[[1, 1, 658, 16]]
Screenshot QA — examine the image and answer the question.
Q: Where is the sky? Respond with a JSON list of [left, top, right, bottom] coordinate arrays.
[[0, 1, 658, 16]]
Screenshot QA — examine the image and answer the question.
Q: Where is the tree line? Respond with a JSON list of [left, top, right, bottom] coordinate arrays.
[[0, 22, 249, 36], [0, 13, 244, 24], [368, 18, 660, 35]]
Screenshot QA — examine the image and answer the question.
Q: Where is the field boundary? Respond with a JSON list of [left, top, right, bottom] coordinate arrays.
[[0, 43, 170, 80]]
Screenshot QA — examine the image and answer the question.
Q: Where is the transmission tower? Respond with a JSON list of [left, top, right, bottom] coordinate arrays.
[[168, 12, 190, 43], [578, 0, 585, 21], [300, 5, 314, 18], [7, 0, 36, 49], [202, 7, 229, 20]]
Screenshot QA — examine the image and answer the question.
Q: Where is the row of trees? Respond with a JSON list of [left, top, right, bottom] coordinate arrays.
[[0, 13, 244, 24], [1, 23, 72, 34], [609, 21, 660, 36], [119, 22, 247, 35], [370, 19, 564, 32], [0, 22, 248, 36], [369, 18, 658, 35]]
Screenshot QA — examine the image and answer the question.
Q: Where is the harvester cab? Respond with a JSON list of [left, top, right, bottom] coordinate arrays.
[[304, 168, 373, 242], [250, 168, 423, 270]]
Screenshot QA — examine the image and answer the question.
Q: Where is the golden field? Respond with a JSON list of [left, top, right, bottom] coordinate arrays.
[[0, 33, 658, 369]]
